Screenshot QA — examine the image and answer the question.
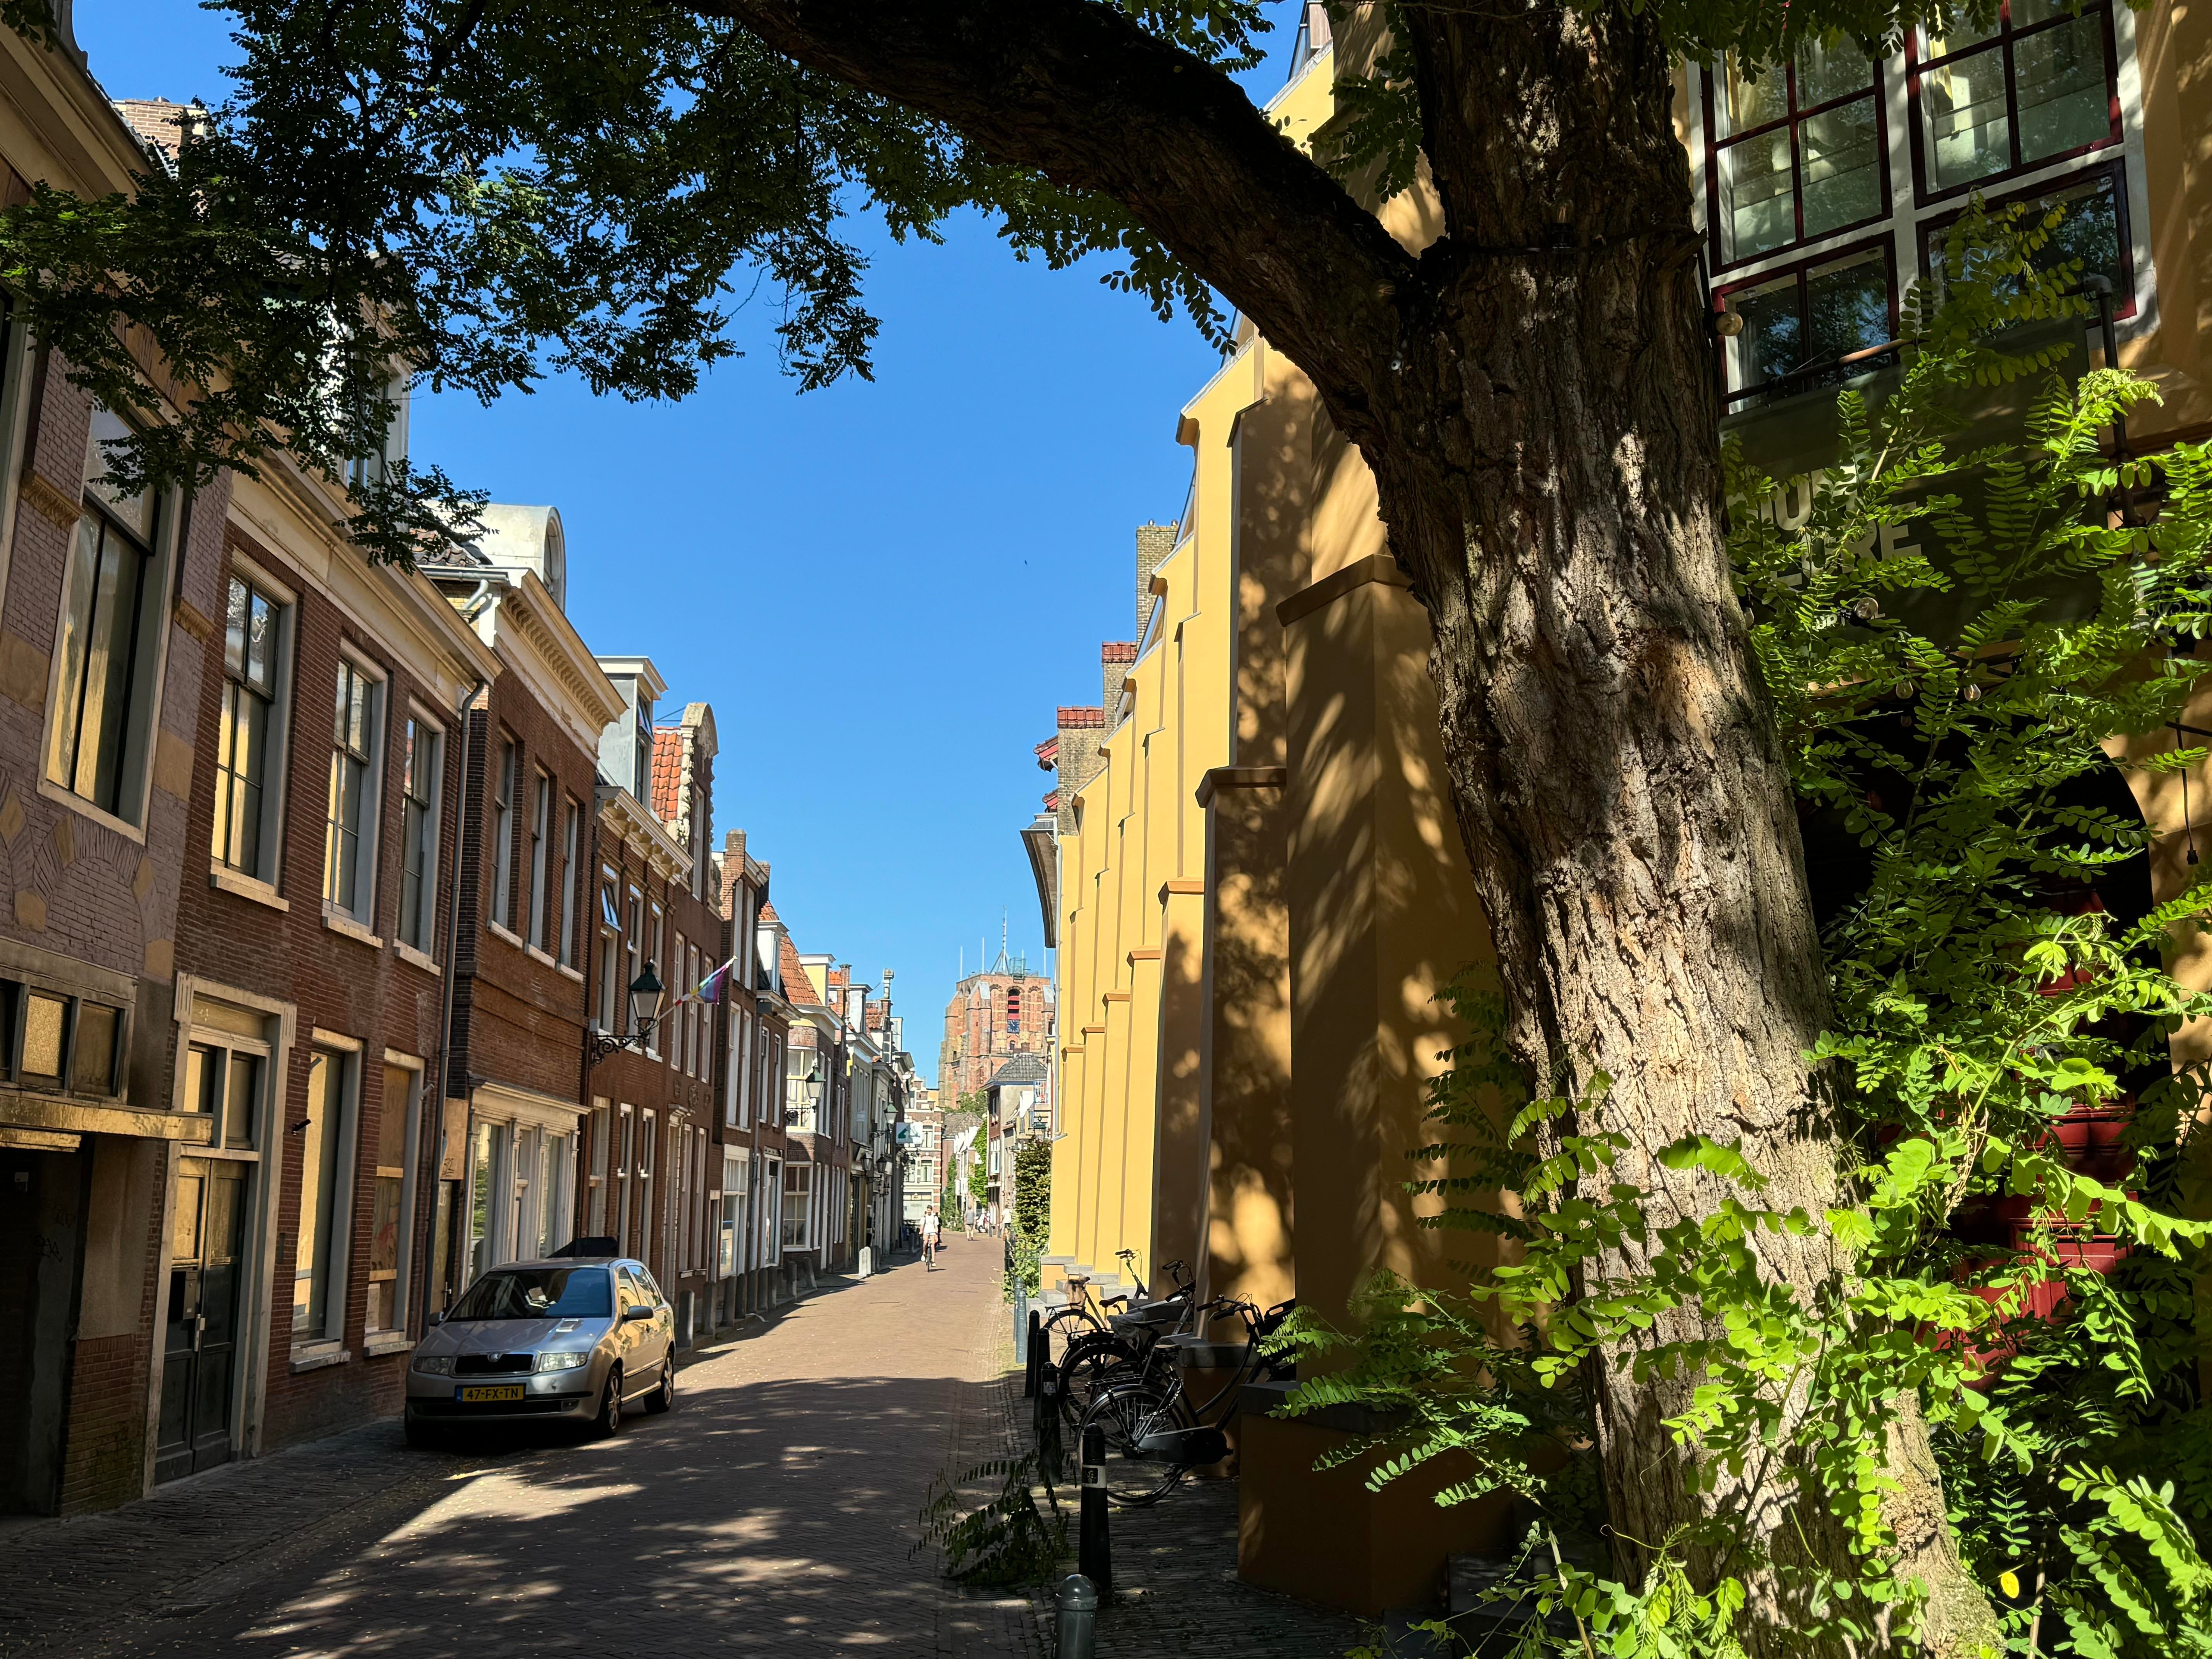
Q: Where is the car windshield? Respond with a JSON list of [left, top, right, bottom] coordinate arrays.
[[449, 1267, 612, 1322]]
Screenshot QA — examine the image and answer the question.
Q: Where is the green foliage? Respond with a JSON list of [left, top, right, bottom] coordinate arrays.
[[1277, 207, 2212, 1655], [916, 1452, 1066, 1587], [1006, 1135, 1052, 1302]]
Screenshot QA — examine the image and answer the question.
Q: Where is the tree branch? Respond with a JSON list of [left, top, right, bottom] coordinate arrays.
[[699, 0, 1414, 438]]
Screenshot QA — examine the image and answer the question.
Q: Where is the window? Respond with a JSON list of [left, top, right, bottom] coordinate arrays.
[[184, 1041, 261, 1147], [368, 1063, 419, 1334], [48, 405, 168, 823], [323, 658, 382, 921], [597, 871, 622, 1031], [345, 374, 407, 495], [672, 930, 688, 1073], [527, 770, 550, 950], [627, 886, 644, 1024], [1917, 160, 2134, 316], [639, 1109, 657, 1270], [491, 738, 517, 930], [764, 1157, 783, 1264], [1911, 0, 2118, 199], [617, 1103, 635, 1251], [213, 572, 285, 876], [645, 901, 663, 1054], [1706, 39, 1885, 268], [588, 1099, 610, 1233], [398, 714, 441, 951], [295, 1048, 355, 1342], [782, 1161, 812, 1251], [1716, 242, 1896, 409], [558, 800, 582, 967]]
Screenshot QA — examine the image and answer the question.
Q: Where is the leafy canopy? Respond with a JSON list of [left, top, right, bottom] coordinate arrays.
[[1271, 209, 2212, 1656], [0, 0, 2007, 561]]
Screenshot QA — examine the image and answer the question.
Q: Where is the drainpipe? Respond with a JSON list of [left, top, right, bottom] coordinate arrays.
[[417, 661, 489, 1329]]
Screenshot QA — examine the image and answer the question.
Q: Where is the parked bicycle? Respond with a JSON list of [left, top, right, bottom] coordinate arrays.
[[1074, 1293, 1296, 1506]]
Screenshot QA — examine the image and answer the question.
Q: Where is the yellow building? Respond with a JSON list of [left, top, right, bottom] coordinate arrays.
[[1030, 0, 2212, 1620]]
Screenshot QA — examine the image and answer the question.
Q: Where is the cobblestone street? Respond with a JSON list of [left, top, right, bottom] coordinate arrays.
[[1, 1240, 1030, 1659]]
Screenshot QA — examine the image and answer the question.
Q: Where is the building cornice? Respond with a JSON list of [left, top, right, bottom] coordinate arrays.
[[595, 784, 690, 884], [484, 571, 624, 753]]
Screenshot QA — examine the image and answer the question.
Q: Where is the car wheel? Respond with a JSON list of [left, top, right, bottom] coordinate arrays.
[[592, 1365, 623, 1439], [645, 1353, 676, 1414], [404, 1408, 444, 1450]]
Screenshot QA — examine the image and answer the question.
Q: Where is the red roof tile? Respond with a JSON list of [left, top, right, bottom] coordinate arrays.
[[1101, 642, 1138, 663], [1057, 707, 1106, 728], [758, 900, 781, 922], [779, 933, 821, 1006], [1034, 735, 1059, 769], [1042, 790, 1060, 811], [649, 726, 682, 822]]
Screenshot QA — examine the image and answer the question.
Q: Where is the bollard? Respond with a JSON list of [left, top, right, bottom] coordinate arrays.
[[1024, 1309, 1044, 1399], [1079, 1423, 1112, 1601], [1055, 1573, 1099, 1659]]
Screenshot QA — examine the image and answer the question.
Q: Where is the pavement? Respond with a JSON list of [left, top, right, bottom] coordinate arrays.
[[0, 1237, 1032, 1659]]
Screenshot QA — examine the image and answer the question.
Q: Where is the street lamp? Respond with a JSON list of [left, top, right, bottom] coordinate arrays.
[[586, 962, 667, 1066]]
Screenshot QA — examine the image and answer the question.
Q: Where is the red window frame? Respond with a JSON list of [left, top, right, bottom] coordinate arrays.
[[1906, 0, 2123, 206], [1703, 51, 1892, 275], [1914, 157, 2137, 320], [1711, 236, 1901, 411]]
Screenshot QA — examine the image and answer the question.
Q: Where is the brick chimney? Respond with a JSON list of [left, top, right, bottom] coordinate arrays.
[[1101, 641, 1137, 713], [1136, 522, 1175, 639]]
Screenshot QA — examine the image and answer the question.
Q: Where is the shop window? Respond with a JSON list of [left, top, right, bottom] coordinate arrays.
[[782, 1161, 812, 1251], [295, 1048, 355, 1342], [213, 571, 288, 878], [397, 713, 442, 951], [47, 404, 170, 825], [1717, 242, 1897, 409], [1912, 0, 2118, 199]]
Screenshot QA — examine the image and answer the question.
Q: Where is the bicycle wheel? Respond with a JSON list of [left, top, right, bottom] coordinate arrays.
[[1057, 1331, 1142, 1430], [1079, 1376, 1194, 1507], [1043, 1305, 1102, 1361]]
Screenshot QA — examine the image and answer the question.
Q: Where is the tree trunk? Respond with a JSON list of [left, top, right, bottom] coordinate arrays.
[[707, 0, 1999, 1648], [1353, 11, 1998, 1655]]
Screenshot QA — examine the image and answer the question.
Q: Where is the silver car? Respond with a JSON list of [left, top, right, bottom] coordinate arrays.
[[403, 1256, 675, 1445]]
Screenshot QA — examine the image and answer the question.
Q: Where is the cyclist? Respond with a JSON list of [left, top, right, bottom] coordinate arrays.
[[921, 1206, 941, 1270]]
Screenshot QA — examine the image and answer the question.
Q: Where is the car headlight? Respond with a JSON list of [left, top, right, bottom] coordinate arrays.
[[413, 1354, 455, 1376], [538, 1351, 591, 1372]]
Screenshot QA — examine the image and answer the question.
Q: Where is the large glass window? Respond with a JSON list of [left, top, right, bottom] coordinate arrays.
[[1917, 161, 2132, 314], [1708, 38, 1886, 266], [294, 1049, 352, 1342], [323, 660, 379, 919], [368, 1063, 416, 1334], [213, 574, 281, 876], [49, 407, 162, 821], [184, 1041, 260, 1149], [782, 1161, 812, 1251], [1914, 0, 2117, 198], [1717, 244, 1896, 408], [398, 716, 440, 950]]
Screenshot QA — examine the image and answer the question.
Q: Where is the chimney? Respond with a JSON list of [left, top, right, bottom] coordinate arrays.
[[846, 985, 868, 1029], [1101, 641, 1137, 713], [1136, 522, 1175, 640]]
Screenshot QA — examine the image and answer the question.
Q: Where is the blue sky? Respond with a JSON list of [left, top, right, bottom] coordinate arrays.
[[73, 2, 1305, 1084]]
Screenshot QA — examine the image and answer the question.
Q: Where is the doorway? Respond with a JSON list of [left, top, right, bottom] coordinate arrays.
[[0, 1141, 87, 1514], [155, 1158, 248, 1484]]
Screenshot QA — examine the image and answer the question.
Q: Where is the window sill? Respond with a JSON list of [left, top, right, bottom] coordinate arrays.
[[393, 940, 441, 977], [487, 919, 526, 952], [289, 1341, 350, 1373], [37, 776, 145, 846], [525, 941, 561, 971], [363, 1330, 413, 1358], [209, 862, 289, 912], [321, 907, 383, 950], [555, 961, 585, 985]]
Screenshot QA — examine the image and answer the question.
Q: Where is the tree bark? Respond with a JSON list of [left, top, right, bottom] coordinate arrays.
[[701, 0, 2001, 1649]]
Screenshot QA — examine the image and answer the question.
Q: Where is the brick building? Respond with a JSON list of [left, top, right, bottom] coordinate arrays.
[[0, 70, 234, 1515], [937, 965, 1056, 1114], [168, 432, 500, 1472], [425, 507, 621, 1312], [710, 830, 774, 1323]]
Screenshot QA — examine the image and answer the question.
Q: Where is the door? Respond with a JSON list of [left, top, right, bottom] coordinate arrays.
[[156, 1159, 247, 1484]]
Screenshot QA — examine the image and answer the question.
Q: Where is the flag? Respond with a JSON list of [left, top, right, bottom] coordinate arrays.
[[694, 957, 734, 1005]]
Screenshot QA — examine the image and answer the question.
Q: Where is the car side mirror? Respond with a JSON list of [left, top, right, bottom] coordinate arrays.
[[427, 1310, 443, 1327], [623, 1304, 654, 1322]]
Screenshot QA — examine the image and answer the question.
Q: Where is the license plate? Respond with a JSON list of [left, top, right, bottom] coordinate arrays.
[[457, 1384, 525, 1403]]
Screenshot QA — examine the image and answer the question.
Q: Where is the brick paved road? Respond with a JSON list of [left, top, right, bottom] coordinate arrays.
[[1, 1238, 1031, 1659]]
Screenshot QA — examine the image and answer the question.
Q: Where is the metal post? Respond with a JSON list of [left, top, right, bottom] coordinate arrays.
[[1054, 1573, 1099, 1659], [1025, 1309, 1044, 1398], [1079, 1423, 1112, 1601]]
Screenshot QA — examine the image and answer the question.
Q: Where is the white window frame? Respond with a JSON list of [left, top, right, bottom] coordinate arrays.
[[42, 402, 182, 840], [558, 798, 582, 968], [396, 703, 445, 954], [210, 552, 297, 889], [366, 1052, 424, 1344], [527, 767, 551, 950], [294, 1035, 362, 1353], [491, 736, 517, 931], [321, 648, 387, 932]]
